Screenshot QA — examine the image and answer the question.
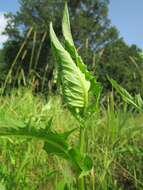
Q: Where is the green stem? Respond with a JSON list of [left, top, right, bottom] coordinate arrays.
[[79, 178, 84, 190], [80, 127, 85, 154], [78, 126, 85, 190]]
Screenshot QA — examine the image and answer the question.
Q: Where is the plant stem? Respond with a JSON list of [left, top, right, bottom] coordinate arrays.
[[78, 126, 85, 190], [79, 178, 84, 190], [80, 127, 85, 154]]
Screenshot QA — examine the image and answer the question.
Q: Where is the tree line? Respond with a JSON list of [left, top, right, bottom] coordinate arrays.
[[0, 0, 143, 96]]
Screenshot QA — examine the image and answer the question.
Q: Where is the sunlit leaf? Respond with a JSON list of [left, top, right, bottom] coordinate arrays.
[[62, 3, 102, 115], [50, 23, 90, 112]]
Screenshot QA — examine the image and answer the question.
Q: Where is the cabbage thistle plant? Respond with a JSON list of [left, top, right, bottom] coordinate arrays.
[[50, 3, 101, 122], [49, 3, 102, 189], [0, 3, 101, 190]]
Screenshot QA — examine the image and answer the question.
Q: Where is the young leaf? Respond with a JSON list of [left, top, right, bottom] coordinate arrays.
[[50, 22, 90, 112], [62, 2, 93, 80], [62, 2, 74, 47], [62, 3, 102, 115]]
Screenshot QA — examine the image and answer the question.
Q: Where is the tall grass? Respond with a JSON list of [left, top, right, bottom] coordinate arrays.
[[0, 88, 142, 189], [0, 3, 143, 190]]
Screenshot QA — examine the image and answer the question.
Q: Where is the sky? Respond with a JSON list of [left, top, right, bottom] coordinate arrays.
[[0, 0, 19, 47], [109, 0, 143, 49], [0, 0, 143, 49]]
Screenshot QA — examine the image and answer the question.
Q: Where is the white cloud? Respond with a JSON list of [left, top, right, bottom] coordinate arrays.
[[0, 13, 8, 48]]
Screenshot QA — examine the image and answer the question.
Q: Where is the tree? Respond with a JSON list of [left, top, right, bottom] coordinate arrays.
[[0, 49, 7, 86], [2, 0, 118, 91], [0, 49, 4, 63], [96, 38, 143, 96]]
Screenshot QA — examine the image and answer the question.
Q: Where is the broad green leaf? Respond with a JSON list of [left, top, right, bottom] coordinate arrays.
[[50, 22, 90, 111], [62, 3, 102, 115], [0, 123, 69, 159], [0, 113, 92, 176], [0, 125, 92, 176], [0, 110, 69, 159]]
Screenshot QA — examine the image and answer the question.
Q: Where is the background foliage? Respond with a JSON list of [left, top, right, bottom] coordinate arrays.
[[0, 0, 143, 95]]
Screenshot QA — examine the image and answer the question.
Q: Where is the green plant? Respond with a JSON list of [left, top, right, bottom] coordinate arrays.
[[1, 88, 143, 189], [50, 3, 102, 189], [0, 3, 102, 190]]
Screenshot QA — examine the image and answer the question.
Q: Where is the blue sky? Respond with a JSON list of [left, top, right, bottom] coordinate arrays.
[[0, 0, 19, 12], [0, 0, 143, 49], [109, 0, 143, 49]]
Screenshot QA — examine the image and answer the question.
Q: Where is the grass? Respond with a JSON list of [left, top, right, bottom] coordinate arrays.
[[1, 3, 143, 189], [0, 88, 142, 190]]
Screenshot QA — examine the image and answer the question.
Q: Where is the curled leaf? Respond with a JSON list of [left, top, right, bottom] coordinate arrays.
[[50, 23, 90, 112]]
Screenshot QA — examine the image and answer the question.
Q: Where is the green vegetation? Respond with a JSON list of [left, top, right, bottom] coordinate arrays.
[[0, 1, 143, 190], [0, 88, 143, 190], [2, 0, 143, 95]]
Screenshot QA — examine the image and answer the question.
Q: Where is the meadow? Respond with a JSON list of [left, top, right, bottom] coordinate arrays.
[[0, 88, 143, 190], [0, 2, 143, 190]]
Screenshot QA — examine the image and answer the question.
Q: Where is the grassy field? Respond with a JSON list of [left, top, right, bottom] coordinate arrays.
[[1, 2, 143, 190], [0, 88, 142, 190]]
